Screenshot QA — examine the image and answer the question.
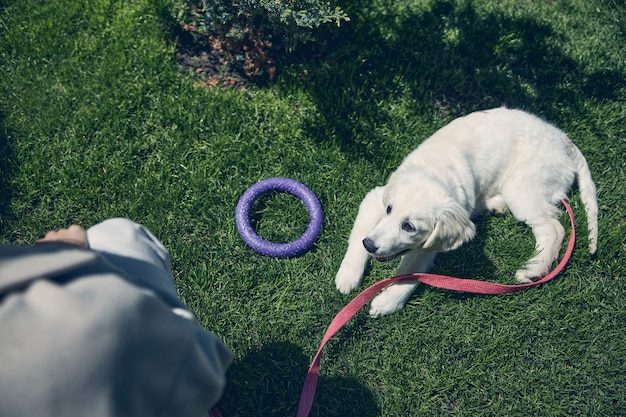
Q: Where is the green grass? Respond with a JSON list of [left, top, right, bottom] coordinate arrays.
[[1, 0, 625, 415]]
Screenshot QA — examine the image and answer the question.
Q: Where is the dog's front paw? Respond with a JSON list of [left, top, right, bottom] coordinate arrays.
[[367, 282, 420, 317], [368, 294, 406, 318], [335, 264, 364, 294]]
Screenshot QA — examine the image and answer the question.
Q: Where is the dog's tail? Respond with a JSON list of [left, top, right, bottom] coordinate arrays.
[[566, 137, 598, 254]]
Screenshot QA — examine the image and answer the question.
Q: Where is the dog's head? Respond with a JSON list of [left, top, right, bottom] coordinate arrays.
[[363, 175, 476, 261]]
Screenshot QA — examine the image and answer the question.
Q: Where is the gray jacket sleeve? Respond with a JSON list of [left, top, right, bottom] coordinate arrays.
[[0, 243, 233, 417]]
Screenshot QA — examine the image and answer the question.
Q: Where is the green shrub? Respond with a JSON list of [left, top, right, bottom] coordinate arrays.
[[197, 0, 349, 50]]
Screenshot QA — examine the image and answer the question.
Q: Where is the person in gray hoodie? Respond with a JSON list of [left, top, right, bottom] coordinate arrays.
[[0, 218, 232, 417]]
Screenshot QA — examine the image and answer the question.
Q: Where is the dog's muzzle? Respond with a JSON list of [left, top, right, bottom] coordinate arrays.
[[363, 238, 408, 262]]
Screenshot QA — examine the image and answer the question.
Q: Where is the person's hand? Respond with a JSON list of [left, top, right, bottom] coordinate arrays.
[[37, 225, 89, 249]]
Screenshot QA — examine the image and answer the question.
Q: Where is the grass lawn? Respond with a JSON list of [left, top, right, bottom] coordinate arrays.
[[1, 0, 625, 415]]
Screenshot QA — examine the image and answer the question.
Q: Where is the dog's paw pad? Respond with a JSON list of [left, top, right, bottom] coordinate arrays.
[[490, 206, 509, 216], [486, 195, 508, 216]]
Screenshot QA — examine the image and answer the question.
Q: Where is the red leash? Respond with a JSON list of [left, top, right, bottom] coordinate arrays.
[[295, 200, 576, 417]]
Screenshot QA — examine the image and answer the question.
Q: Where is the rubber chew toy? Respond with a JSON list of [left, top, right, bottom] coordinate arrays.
[[235, 177, 323, 258]]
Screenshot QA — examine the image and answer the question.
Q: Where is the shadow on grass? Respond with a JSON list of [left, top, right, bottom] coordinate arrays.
[[281, 0, 624, 165], [431, 215, 531, 283], [0, 111, 14, 236], [219, 341, 379, 417]]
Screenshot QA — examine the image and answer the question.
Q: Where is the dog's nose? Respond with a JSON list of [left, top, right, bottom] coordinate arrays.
[[362, 238, 378, 254]]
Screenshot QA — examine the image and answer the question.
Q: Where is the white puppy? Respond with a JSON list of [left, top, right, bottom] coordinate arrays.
[[335, 107, 598, 317]]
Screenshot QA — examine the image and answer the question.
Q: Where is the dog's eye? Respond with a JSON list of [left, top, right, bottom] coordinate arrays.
[[401, 221, 416, 232], [386, 205, 392, 215]]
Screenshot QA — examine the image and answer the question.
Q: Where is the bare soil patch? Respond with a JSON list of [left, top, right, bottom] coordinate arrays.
[[172, 22, 279, 90]]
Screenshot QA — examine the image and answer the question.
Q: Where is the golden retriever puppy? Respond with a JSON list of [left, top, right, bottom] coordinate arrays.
[[336, 107, 598, 317]]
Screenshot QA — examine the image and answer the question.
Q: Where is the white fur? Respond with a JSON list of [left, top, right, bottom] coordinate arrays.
[[335, 107, 598, 317]]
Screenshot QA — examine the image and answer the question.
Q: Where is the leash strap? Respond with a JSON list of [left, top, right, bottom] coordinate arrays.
[[296, 199, 575, 417]]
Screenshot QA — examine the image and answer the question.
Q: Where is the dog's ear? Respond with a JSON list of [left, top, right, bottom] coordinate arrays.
[[422, 203, 476, 252]]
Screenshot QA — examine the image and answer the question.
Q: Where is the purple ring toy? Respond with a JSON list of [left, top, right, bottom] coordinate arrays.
[[235, 177, 323, 258]]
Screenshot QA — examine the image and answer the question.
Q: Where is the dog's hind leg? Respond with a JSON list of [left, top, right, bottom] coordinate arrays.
[[336, 187, 386, 294], [368, 251, 437, 317], [515, 214, 565, 282], [507, 198, 565, 283]]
